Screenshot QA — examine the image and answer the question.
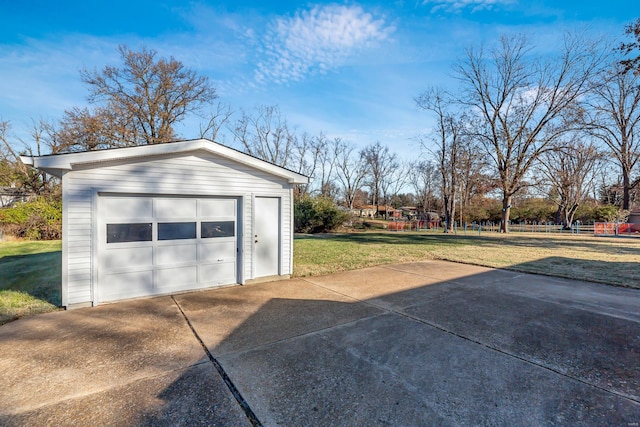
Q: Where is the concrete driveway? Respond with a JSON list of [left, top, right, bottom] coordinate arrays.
[[1, 260, 639, 426]]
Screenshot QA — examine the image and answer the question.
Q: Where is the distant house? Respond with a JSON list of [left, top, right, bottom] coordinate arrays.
[[351, 205, 375, 218], [0, 186, 32, 208], [399, 206, 418, 218], [352, 205, 400, 218]]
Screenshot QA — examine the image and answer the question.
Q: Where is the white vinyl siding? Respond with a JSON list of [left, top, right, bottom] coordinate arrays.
[[282, 190, 292, 274], [62, 150, 293, 307]]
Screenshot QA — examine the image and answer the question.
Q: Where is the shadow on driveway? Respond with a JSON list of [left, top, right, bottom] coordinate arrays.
[[0, 259, 639, 425], [174, 260, 640, 425]]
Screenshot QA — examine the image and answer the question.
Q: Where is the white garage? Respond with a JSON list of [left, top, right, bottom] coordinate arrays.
[[22, 139, 309, 308]]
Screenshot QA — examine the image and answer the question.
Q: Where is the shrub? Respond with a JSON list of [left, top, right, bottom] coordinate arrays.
[[592, 205, 627, 222], [294, 196, 349, 233], [511, 198, 556, 223], [0, 197, 62, 240]]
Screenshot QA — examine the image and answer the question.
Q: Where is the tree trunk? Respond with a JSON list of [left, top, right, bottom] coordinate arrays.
[[443, 194, 456, 233], [562, 204, 579, 230], [622, 169, 631, 210], [554, 205, 563, 225], [500, 195, 511, 233]]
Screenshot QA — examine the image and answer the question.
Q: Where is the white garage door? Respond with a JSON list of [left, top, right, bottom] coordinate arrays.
[[97, 195, 238, 303]]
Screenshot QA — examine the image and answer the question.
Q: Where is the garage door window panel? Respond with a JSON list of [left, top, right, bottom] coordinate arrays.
[[202, 221, 235, 238], [158, 222, 196, 240], [107, 223, 152, 243]]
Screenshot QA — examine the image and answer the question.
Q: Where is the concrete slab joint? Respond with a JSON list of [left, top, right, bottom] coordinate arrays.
[[0, 261, 638, 425]]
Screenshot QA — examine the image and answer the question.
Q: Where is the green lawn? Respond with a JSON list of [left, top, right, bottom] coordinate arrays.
[[1, 232, 638, 325], [0, 240, 62, 325], [294, 232, 640, 288]]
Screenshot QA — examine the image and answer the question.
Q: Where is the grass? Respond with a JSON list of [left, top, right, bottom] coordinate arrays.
[[1, 232, 638, 325], [0, 240, 62, 325], [293, 232, 640, 289]]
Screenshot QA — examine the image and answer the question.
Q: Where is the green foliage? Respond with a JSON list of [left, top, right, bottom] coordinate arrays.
[[0, 159, 22, 187], [511, 198, 556, 223], [485, 200, 504, 222], [0, 197, 62, 240], [461, 197, 630, 225], [591, 204, 624, 222], [294, 196, 349, 233], [463, 198, 499, 223], [574, 203, 595, 223]]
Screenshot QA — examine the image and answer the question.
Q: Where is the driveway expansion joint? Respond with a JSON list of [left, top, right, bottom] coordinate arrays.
[[302, 277, 640, 405], [394, 309, 640, 405], [216, 312, 388, 359], [170, 296, 263, 427]]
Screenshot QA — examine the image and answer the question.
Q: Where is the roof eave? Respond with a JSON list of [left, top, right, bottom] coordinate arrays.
[[20, 139, 310, 184]]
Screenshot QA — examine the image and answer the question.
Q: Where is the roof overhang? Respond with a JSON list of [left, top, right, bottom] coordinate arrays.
[[20, 138, 310, 184]]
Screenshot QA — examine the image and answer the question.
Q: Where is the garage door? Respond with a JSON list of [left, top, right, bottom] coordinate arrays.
[[97, 195, 237, 303]]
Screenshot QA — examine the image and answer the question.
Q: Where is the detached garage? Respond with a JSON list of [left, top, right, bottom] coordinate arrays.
[[22, 139, 309, 308]]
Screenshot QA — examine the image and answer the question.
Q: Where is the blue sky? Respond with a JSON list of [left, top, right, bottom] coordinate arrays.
[[1, 0, 637, 158]]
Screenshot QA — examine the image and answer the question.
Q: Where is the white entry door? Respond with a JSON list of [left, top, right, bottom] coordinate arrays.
[[254, 197, 280, 277]]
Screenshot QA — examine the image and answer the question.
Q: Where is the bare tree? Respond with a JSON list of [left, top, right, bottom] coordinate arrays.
[[456, 140, 492, 225], [0, 119, 59, 194], [360, 142, 398, 216], [537, 137, 602, 228], [584, 64, 640, 210], [454, 33, 605, 232], [232, 105, 296, 168], [407, 160, 438, 214], [56, 106, 134, 151], [59, 45, 217, 150], [199, 101, 233, 142], [381, 161, 409, 210], [0, 121, 22, 188], [314, 135, 342, 198], [416, 88, 465, 233], [335, 142, 367, 210], [620, 18, 640, 74], [289, 132, 322, 197]]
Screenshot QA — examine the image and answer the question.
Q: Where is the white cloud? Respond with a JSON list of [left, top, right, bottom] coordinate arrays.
[[0, 27, 252, 123], [255, 4, 394, 84], [423, 0, 516, 13], [0, 36, 118, 121]]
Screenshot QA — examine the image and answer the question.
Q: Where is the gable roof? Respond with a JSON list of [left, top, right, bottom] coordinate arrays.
[[21, 138, 309, 184]]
